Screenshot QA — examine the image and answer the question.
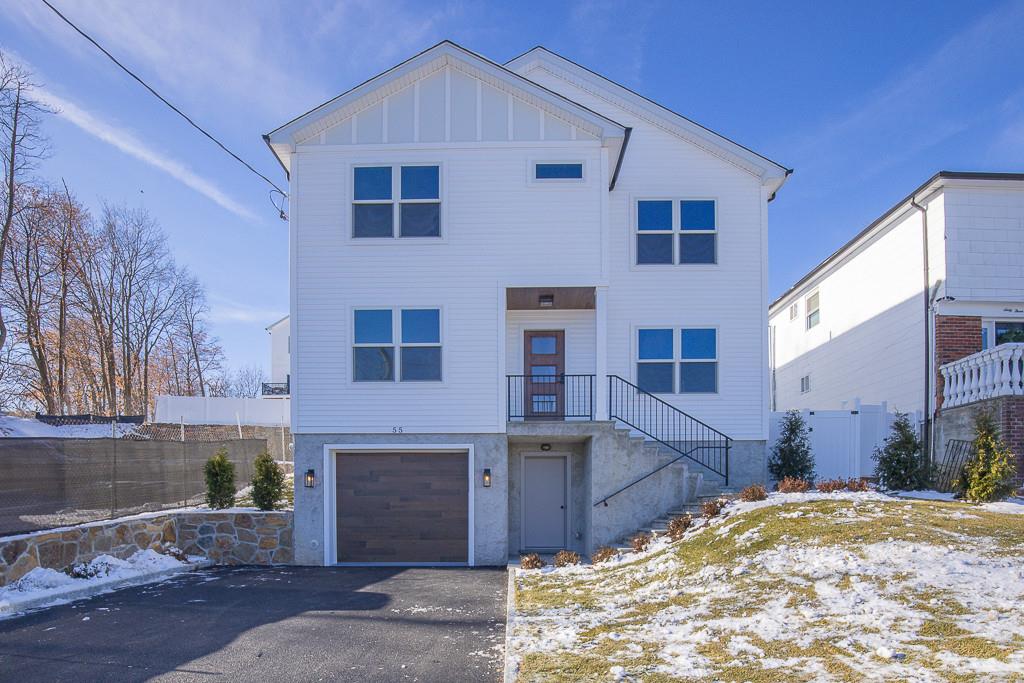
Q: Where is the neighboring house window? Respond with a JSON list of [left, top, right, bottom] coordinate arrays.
[[353, 308, 442, 382], [680, 328, 717, 393], [805, 291, 820, 330], [995, 321, 1024, 345], [637, 328, 674, 393], [534, 162, 583, 180], [789, 303, 798, 320], [800, 375, 811, 393], [352, 165, 440, 238], [635, 199, 717, 265]]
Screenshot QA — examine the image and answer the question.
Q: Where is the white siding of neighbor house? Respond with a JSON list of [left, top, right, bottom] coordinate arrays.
[[943, 186, 1024, 301], [290, 61, 774, 440], [268, 318, 290, 385], [769, 197, 946, 416]]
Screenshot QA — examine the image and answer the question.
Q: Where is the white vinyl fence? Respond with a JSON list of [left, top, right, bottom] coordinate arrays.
[[154, 395, 290, 427], [770, 402, 911, 480]]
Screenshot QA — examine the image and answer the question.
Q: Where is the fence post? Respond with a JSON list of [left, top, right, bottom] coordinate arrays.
[[110, 418, 118, 518]]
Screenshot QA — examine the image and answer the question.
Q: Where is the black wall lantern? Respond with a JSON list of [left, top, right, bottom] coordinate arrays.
[[304, 469, 316, 488], [482, 468, 492, 487]]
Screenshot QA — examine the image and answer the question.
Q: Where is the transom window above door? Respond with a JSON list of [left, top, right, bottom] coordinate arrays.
[[636, 199, 717, 265], [353, 307, 442, 382], [636, 327, 718, 394], [352, 165, 441, 238]]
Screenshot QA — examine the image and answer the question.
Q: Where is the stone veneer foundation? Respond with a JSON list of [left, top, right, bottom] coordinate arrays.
[[0, 509, 293, 587]]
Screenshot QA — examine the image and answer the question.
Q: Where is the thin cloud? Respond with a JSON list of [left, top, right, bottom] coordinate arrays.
[[37, 88, 259, 222], [208, 295, 284, 325]]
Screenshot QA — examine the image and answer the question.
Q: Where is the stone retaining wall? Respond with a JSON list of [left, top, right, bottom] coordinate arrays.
[[0, 509, 293, 587]]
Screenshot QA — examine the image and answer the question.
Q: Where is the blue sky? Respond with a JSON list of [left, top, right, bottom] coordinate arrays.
[[3, 0, 1023, 373]]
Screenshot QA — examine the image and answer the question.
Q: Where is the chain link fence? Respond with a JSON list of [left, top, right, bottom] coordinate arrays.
[[0, 417, 266, 536]]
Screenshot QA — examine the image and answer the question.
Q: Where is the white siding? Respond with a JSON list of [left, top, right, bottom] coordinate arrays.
[[505, 310, 597, 374], [268, 318, 290, 384], [944, 187, 1024, 300]]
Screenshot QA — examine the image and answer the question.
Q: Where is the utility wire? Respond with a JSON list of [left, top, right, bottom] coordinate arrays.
[[40, 0, 289, 215]]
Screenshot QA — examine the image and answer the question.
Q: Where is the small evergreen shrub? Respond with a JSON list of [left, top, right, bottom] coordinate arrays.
[[591, 546, 617, 564], [873, 412, 926, 490], [777, 476, 811, 493], [702, 498, 727, 518], [520, 553, 545, 569], [553, 550, 581, 567], [816, 478, 846, 493], [846, 478, 869, 492], [769, 410, 816, 482], [250, 450, 285, 511], [630, 533, 652, 553], [739, 484, 767, 502], [959, 412, 1016, 503], [666, 514, 693, 540], [204, 449, 236, 509]]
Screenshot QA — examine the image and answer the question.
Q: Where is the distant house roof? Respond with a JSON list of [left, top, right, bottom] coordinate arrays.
[[265, 315, 289, 332]]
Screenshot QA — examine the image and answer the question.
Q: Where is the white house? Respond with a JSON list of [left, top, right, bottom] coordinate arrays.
[[265, 41, 790, 566], [769, 172, 1024, 482], [264, 315, 290, 396]]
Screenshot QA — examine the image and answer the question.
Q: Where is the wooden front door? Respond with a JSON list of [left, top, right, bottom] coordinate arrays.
[[524, 330, 565, 420]]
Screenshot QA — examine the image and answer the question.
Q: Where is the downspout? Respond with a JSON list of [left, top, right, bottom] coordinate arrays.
[[909, 197, 932, 466]]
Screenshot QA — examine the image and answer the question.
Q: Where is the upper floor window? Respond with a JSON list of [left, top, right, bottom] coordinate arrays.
[[788, 303, 798, 320], [352, 165, 440, 238], [636, 327, 718, 394], [534, 162, 584, 181], [805, 291, 820, 330], [353, 307, 442, 382], [636, 199, 717, 265], [800, 374, 811, 393]]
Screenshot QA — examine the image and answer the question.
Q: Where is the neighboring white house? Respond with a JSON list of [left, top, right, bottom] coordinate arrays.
[[265, 41, 790, 566], [264, 315, 290, 396], [769, 172, 1024, 479]]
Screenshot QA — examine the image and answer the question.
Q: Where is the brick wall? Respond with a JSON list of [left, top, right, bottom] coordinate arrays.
[[934, 315, 983, 408], [935, 395, 1024, 488]]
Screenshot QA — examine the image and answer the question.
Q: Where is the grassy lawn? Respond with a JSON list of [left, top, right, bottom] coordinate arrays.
[[509, 493, 1024, 682]]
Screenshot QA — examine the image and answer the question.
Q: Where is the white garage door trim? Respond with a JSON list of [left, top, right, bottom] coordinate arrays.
[[321, 443, 476, 567]]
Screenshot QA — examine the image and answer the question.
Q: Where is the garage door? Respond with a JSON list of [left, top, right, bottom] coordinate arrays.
[[336, 452, 468, 563]]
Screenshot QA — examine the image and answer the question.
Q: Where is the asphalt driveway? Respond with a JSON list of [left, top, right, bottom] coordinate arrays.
[[0, 566, 508, 682]]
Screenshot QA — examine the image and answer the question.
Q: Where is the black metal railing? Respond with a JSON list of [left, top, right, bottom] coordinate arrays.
[[606, 374, 731, 485], [933, 439, 974, 492], [261, 381, 290, 396], [507, 374, 594, 421]]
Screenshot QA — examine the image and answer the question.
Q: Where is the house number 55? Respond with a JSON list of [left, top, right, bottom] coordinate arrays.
[[392, 427, 404, 433]]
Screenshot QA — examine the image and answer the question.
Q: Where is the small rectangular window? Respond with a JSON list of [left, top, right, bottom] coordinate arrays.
[[789, 303, 798, 320], [680, 328, 717, 393], [636, 328, 674, 393], [806, 291, 820, 330], [800, 375, 811, 393], [534, 163, 583, 180]]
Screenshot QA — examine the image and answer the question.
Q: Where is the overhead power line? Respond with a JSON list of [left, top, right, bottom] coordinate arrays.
[[40, 0, 288, 219]]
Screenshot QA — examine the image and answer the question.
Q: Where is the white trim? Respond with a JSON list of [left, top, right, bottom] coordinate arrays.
[[519, 451, 570, 552], [323, 443, 476, 567]]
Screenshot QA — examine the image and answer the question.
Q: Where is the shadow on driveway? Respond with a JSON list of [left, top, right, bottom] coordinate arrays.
[[0, 565, 507, 682]]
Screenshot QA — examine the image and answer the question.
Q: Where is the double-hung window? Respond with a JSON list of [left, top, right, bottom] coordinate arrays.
[[353, 308, 442, 382], [805, 291, 820, 330], [636, 199, 717, 265], [352, 165, 440, 238], [636, 328, 718, 394]]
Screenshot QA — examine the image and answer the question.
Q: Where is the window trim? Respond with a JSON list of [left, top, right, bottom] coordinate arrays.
[[531, 160, 586, 183], [632, 196, 719, 267], [633, 326, 720, 395], [805, 290, 821, 330], [352, 306, 443, 383], [351, 163, 443, 241]]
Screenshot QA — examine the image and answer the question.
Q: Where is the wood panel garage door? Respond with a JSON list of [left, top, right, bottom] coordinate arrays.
[[336, 452, 468, 563]]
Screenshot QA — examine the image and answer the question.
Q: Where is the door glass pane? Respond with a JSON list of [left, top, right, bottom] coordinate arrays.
[[638, 329, 672, 359], [353, 204, 393, 237], [680, 362, 717, 393], [354, 310, 392, 343], [400, 203, 440, 237], [681, 328, 716, 359], [530, 365, 557, 382], [531, 395, 557, 413], [353, 347, 394, 381], [679, 233, 715, 263], [400, 165, 439, 199], [530, 336, 557, 354], [637, 234, 672, 264], [637, 363, 673, 393], [354, 166, 392, 200], [995, 321, 1024, 344], [401, 309, 440, 343], [680, 200, 715, 230], [400, 347, 441, 381], [637, 200, 672, 230]]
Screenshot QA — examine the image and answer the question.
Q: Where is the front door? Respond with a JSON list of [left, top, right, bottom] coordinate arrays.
[[522, 454, 567, 550], [524, 330, 565, 420]]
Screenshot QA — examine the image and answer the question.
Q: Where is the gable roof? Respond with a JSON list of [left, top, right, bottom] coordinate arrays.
[[264, 40, 628, 175], [505, 46, 791, 197]]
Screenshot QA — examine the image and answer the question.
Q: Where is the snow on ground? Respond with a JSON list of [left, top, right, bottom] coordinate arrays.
[[509, 490, 1024, 681], [0, 415, 138, 439], [0, 549, 203, 616]]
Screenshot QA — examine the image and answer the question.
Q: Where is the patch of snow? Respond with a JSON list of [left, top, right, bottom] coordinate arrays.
[[0, 415, 137, 439]]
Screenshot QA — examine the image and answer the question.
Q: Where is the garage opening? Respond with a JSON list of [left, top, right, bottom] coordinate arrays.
[[335, 451, 469, 563]]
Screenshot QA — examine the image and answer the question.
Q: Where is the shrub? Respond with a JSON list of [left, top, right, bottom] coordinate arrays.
[[739, 484, 767, 502], [816, 478, 846, 493], [250, 450, 285, 511], [777, 476, 811, 493], [630, 533, 652, 553], [591, 546, 617, 564], [553, 550, 581, 567], [702, 498, 727, 518], [520, 553, 545, 569], [846, 478, 869, 492], [959, 412, 1016, 503], [204, 449, 236, 509], [873, 412, 926, 490], [769, 410, 815, 482], [666, 514, 693, 540]]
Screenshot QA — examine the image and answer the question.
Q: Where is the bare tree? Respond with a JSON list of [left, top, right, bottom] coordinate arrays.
[[230, 364, 266, 398]]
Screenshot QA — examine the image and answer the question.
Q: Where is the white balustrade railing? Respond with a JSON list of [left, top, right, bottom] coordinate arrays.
[[940, 343, 1024, 408]]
